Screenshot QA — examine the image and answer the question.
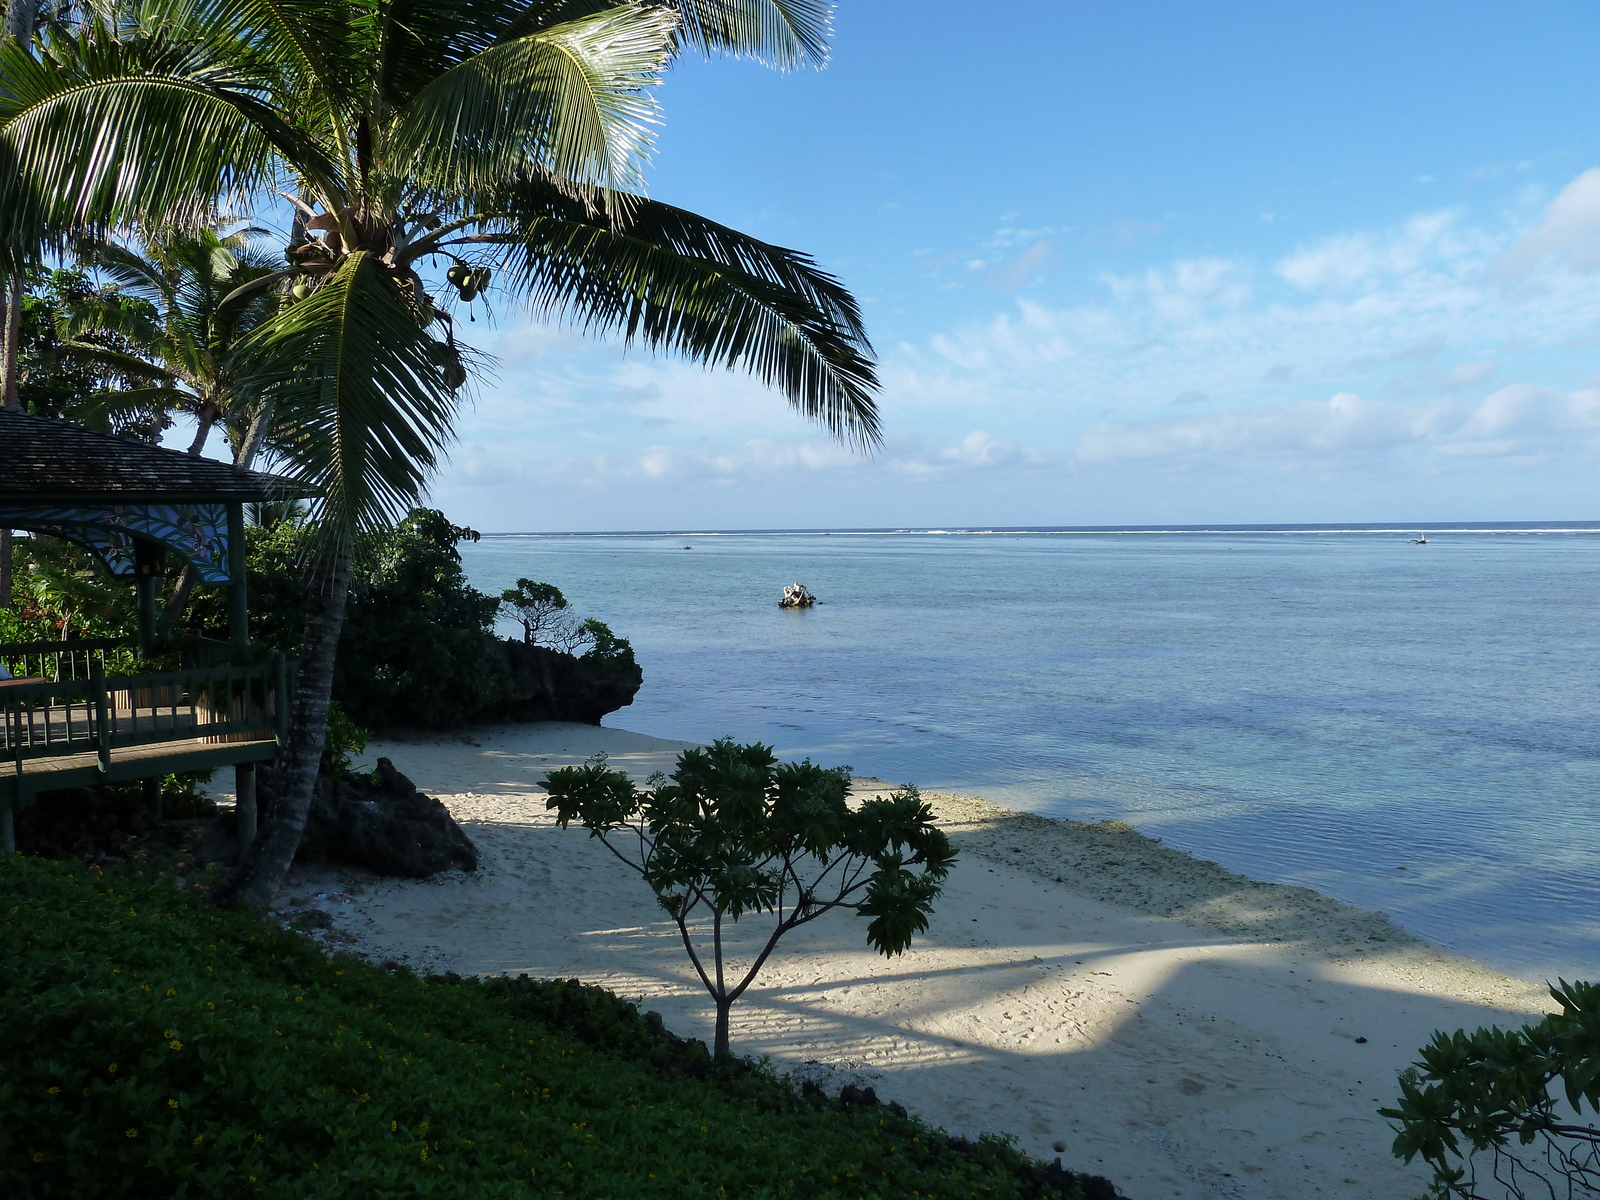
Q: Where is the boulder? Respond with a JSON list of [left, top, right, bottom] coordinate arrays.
[[486, 640, 642, 725], [297, 758, 477, 877], [779, 582, 815, 608]]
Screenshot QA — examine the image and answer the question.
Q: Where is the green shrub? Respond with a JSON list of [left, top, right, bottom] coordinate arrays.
[[188, 508, 511, 729], [320, 701, 370, 776], [579, 617, 637, 671], [0, 856, 1102, 1198], [1383, 979, 1600, 1199]]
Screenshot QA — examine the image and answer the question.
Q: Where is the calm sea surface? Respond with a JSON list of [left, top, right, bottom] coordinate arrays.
[[458, 525, 1600, 982]]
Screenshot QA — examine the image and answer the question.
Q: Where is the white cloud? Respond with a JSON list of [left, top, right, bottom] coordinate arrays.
[[1104, 257, 1250, 324], [1276, 211, 1477, 291], [439, 167, 1600, 527], [1075, 385, 1600, 465], [1498, 168, 1600, 276]]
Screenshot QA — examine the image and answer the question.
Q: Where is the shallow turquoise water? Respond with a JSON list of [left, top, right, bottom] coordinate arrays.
[[459, 526, 1600, 982]]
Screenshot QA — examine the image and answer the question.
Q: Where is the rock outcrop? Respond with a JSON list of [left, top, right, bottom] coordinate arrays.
[[296, 758, 477, 877], [779, 583, 815, 608], [485, 640, 643, 725]]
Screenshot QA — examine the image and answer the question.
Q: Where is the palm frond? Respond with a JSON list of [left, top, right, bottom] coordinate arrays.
[[59, 340, 181, 383], [496, 0, 831, 68], [0, 25, 342, 238], [389, 4, 673, 206], [230, 252, 461, 538], [460, 182, 879, 446], [656, 0, 830, 67]]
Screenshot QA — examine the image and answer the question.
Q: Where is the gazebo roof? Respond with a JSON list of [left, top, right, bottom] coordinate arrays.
[[0, 408, 318, 503]]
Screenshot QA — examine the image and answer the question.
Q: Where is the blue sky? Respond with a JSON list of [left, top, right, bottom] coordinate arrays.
[[431, 0, 1600, 531]]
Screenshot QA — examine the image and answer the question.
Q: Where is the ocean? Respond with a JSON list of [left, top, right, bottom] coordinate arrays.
[[457, 524, 1600, 983]]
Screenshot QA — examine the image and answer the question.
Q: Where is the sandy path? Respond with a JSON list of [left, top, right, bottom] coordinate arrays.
[[263, 722, 1553, 1200]]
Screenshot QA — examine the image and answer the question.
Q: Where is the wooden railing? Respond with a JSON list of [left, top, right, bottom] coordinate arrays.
[[1, 654, 291, 772], [0, 638, 134, 685]]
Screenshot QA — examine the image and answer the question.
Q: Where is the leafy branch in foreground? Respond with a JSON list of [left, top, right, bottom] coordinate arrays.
[[542, 738, 956, 1058], [1382, 978, 1600, 1198]]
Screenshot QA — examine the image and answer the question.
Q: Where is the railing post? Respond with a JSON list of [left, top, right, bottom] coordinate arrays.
[[90, 661, 111, 775]]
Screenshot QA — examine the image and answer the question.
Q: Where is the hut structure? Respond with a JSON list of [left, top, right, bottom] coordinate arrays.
[[0, 408, 317, 854]]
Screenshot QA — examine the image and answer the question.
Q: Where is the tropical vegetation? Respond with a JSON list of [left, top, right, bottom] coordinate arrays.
[[1, 0, 882, 908], [543, 740, 956, 1059], [1384, 979, 1600, 1199], [1, 853, 1111, 1199]]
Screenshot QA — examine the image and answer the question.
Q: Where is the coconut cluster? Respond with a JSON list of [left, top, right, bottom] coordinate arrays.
[[446, 264, 490, 302]]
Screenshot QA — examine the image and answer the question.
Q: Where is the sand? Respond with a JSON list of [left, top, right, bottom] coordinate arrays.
[[248, 722, 1555, 1200]]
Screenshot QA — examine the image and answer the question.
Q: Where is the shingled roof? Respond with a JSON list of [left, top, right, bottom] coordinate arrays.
[[0, 408, 319, 504]]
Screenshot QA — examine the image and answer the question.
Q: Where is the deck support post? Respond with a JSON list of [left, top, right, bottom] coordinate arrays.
[[235, 762, 256, 857], [143, 776, 161, 823], [227, 503, 249, 649], [1, 796, 13, 854]]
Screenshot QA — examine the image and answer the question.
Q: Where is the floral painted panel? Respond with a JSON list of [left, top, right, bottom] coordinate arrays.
[[0, 503, 233, 582]]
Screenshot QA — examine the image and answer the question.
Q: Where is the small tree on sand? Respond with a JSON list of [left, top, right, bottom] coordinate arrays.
[[542, 739, 956, 1059], [1382, 978, 1600, 1199]]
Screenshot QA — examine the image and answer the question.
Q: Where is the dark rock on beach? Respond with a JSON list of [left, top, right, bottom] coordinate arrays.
[[486, 640, 643, 725], [296, 758, 477, 877]]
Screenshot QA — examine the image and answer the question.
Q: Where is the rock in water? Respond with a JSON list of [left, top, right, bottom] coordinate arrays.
[[779, 582, 816, 608], [298, 758, 477, 877]]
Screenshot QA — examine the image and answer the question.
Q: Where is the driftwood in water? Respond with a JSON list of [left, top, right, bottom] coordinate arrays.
[[779, 583, 815, 609]]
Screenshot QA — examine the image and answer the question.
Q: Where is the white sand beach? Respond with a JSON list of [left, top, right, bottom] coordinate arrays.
[[256, 721, 1555, 1200]]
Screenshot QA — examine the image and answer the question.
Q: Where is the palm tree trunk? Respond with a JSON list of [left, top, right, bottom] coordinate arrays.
[[212, 530, 352, 909], [0, 273, 21, 608]]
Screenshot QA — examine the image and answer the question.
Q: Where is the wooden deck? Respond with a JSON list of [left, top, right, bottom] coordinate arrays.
[[1, 654, 292, 811], [3, 734, 281, 803]]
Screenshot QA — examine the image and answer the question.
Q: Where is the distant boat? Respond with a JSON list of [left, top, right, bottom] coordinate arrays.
[[1410, 532, 1428, 544]]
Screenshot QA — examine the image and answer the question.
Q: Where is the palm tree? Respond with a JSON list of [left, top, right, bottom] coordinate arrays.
[[61, 228, 281, 456], [0, 0, 880, 907], [60, 228, 282, 630]]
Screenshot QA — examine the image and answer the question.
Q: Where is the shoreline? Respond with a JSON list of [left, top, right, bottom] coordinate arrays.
[[257, 721, 1554, 1199]]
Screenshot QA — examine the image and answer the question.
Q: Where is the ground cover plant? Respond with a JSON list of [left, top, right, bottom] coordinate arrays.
[[0, 853, 1115, 1199], [543, 739, 955, 1058]]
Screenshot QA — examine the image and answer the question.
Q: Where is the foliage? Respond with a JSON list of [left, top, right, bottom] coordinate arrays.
[[501, 577, 573, 646], [500, 578, 637, 663], [0, 601, 56, 644], [59, 228, 282, 456], [1383, 979, 1600, 1198], [319, 701, 369, 776], [0, 0, 881, 476], [542, 739, 956, 1057], [14, 267, 160, 432], [187, 508, 511, 729], [4, 532, 133, 639], [336, 510, 510, 728], [579, 616, 637, 669], [0, 854, 1101, 1199]]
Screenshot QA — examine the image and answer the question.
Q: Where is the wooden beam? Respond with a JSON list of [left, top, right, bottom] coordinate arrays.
[[227, 502, 249, 647]]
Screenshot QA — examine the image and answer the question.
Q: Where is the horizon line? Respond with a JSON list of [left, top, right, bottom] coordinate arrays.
[[473, 521, 1600, 538]]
